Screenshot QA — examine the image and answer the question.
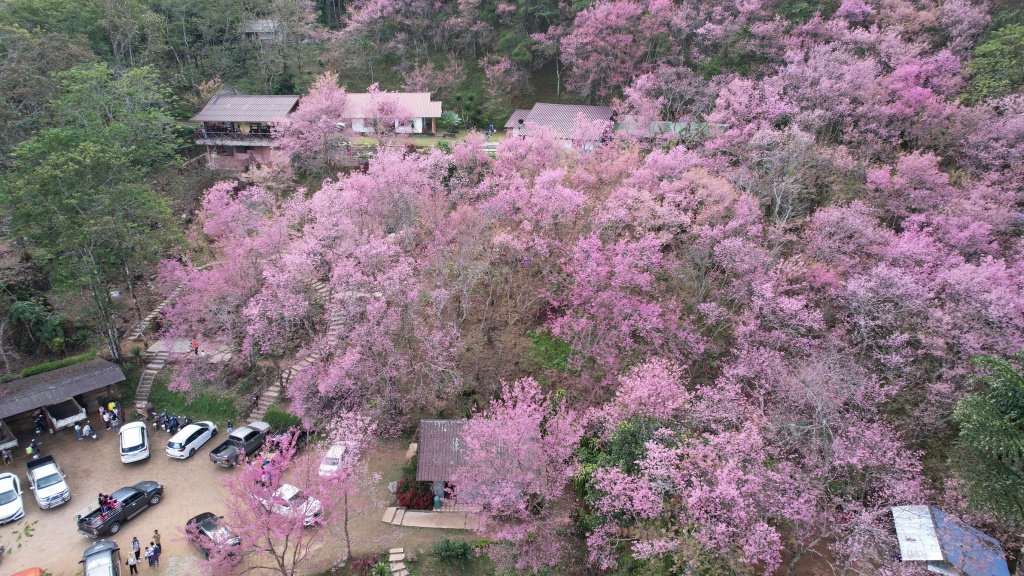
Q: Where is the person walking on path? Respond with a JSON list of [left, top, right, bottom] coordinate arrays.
[[132, 536, 141, 560], [191, 337, 199, 355], [126, 552, 138, 574], [252, 394, 260, 411]]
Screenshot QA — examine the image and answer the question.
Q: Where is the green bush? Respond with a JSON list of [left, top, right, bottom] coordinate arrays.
[[20, 351, 96, 377], [431, 538, 473, 563], [370, 562, 391, 576], [263, 405, 302, 429]]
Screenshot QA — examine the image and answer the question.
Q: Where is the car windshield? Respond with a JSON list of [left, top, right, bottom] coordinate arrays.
[[287, 490, 307, 504], [0, 489, 18, 505], [121, 427, 145, 453], [323, 457, 340, 467], [85, 553, 114, 576], [167, 441, 184, 450], [36, 473, 63, 489]]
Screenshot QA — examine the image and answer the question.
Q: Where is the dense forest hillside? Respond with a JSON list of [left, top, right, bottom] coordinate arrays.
[[2, 0, 1024, 575]]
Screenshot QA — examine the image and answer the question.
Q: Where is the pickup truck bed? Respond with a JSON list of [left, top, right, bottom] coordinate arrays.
[[209, 421, 270, 467], [44, 398, 87, 430]]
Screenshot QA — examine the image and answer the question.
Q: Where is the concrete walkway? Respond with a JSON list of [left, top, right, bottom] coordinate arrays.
[[381, 506, 481, 530]]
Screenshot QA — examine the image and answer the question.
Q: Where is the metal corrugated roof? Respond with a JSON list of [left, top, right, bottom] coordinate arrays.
[[416, 420, 467, 482], [508, 103, 614, 138], [504, 109, 531, 129], [0, 359, 126, 419], [344, 92, 442, 119], [191, 95, 300, 123], [892, 505, 1011, 576]]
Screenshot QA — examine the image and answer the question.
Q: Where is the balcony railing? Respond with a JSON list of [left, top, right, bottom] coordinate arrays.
[[194, 130, 276, 143]]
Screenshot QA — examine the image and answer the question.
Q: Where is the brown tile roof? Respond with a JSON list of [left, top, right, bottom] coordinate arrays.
[[504, 109, 531, 129], [191, 95, 300, 123], [0, 359, 126, 419], [505, 103, 614, 138], [344, 92, 443, 119], [416, 420, 467, 482]]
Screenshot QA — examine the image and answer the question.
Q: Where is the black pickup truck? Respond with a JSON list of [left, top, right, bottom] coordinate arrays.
[[76, 481, 164, 537]]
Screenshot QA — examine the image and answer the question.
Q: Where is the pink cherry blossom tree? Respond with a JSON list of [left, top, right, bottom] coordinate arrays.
[[450, 377, 584, 573], [271, 71, 351, 174]]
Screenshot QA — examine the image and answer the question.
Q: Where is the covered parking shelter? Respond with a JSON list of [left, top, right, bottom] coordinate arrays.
[[0, 359, 126, 438]]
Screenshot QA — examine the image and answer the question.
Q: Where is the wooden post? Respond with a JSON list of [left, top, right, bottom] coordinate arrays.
[[431, 117, 436, 133]]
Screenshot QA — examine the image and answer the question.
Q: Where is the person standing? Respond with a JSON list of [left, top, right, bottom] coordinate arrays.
[[151, 541, 160, 566], [112, 416, 120, 433], [227, 419, 233, 434], [191, 337, 199, 355], [101, 409, 111, 430], [153, 529, 161, 548], [118, 405, 126, 425], [74, 422, 83, 440], [131, 536, 141, 560], [126, 552, 138, 574], [145, 544, 154, 566]]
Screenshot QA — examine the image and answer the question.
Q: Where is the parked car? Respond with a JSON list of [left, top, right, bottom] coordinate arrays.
[[0, 472, 25, 525], [258, 484, 322, 527], [209, 421, 271, 467], [186, 512, 241, 558], [318, 442, 355, 477], [76, 481, 163, 537], [265, 426, 312, 461], [167, 421, 218, 459], [119, 422, 150, 463], [80, 540, 121, 576], [26, 455, 71, 509]]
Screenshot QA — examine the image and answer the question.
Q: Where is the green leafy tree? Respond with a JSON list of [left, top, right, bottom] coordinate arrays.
[[953, 352, 1024, 521], [0, 63, 181, 361], [967, 24, 1024, 102]]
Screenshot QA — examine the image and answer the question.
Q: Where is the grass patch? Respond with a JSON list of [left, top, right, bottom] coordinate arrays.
[[263, 405, 302, 429], [20, 351, 97, 377], [147, 372, 238, 427]]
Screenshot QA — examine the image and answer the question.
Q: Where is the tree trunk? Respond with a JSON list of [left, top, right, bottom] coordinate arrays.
[[343, 492, 351, 561], [0, 321, 10, 376]]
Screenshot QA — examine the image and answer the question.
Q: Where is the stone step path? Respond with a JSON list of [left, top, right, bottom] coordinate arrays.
[[250, 279, 332, 420], [125, 286, 183, 342], [389, 548, 409, 576], [134, 350, 169, 411]]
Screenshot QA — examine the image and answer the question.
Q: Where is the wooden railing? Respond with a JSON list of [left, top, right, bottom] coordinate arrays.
[[194, 130, 275, 142]]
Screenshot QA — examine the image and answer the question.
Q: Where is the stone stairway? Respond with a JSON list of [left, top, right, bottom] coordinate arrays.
[[125, 286, 183, 342], [134, 349, 169, 411], [388, 548, 409, 576], [250, 280, 332, 421]]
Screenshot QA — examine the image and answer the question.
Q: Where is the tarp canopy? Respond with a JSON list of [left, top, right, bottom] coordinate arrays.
[[0, 359, 125, 420], [892, 505, 1011, 576]]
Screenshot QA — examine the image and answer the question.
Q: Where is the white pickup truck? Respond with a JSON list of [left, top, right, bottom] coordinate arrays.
[[26, 455, 71, 509]]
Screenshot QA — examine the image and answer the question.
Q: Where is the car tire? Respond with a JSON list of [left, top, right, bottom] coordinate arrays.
[[109, 522, 121, 535], [189, 448, 196, 457], [150, 494, 161, 505]]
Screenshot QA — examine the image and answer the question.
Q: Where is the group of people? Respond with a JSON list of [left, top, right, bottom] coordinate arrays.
[[125, 531, 161, 573], [97, 493, 121, 515], [100, 402, 125, 431]]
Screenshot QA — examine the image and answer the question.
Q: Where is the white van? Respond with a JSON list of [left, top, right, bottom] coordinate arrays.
[[119, 422, 150, 463]]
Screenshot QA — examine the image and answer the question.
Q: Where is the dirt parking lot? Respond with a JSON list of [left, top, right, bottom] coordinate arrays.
[[1, 413, 233, 576], [1, 414, 469, 576]]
